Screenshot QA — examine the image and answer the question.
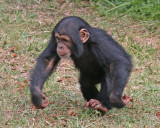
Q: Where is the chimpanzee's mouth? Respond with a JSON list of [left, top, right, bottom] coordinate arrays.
[[59, 54, 70, 59]]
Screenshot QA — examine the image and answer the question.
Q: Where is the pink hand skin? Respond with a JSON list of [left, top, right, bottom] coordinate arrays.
[[85, 95, 131, 113], [36, 93, 49, 109]]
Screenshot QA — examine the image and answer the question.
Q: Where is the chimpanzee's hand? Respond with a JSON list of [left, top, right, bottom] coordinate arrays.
[[121, 95, 131, 105], [36, 93, 49, 109]]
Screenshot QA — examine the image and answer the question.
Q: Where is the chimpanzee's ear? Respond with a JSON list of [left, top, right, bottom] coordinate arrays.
[[79, 28, 90, 43]]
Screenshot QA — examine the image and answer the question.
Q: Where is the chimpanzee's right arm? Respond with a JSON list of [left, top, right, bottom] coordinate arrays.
[[30, 36, 60, 108]]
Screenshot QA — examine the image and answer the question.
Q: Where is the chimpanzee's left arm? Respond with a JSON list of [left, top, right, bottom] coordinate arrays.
[[101, 38, 132, 108], [90, 34, 132, 110]]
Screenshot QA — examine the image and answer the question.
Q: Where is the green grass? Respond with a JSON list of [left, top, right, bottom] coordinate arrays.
[[0, 0, 160, 127], [93, 0, 160, 21]]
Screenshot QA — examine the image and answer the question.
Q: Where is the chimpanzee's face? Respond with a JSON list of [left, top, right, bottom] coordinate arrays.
[[55, 33, 72, 59]]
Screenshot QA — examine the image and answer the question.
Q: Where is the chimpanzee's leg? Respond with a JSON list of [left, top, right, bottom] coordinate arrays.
[[96, 75, 112, 109], [79, 75, 99, 101]]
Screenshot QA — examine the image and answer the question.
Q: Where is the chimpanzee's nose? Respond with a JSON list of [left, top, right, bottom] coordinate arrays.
[[58, 43, 63, 49]]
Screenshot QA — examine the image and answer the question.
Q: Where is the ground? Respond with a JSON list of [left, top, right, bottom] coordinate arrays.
[[0, 0, 160, 127]]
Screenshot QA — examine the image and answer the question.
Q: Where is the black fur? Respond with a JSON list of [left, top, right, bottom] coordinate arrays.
[[30, 16, 132, 109]]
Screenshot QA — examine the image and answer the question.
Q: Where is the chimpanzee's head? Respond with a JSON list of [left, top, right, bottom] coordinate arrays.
[[53, 16, 90, 58]]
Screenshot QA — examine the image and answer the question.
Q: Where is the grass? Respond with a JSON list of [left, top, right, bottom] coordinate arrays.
[[93, 0, 160, 21], [0, 0, 160, 127]]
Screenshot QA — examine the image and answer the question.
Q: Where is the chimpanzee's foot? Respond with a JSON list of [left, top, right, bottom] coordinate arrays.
[[85, 99, 109, 113]]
